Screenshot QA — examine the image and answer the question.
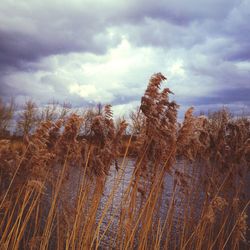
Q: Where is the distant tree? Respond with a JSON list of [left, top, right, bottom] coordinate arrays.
[[39, 100, 58, 122], [208, 107, 233, 127], [0, 98, 15, 137], [16, 100, 38, 136], [39, 101, 74, 122], [58, 102, 72, 120], [129, 107, 145, 135]]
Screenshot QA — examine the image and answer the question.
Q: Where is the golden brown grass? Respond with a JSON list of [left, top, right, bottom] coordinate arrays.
[[0, 73, 249, 249]]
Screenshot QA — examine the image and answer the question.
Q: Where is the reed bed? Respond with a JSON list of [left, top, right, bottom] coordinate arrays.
[[0, 73, 249, 249]]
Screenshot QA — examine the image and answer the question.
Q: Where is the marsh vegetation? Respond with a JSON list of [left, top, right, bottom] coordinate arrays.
[[0, 73, 249, 249]]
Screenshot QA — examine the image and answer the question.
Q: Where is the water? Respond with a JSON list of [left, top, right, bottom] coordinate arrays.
[[95, 158, 204, 248], [45, 157, 249, 248]]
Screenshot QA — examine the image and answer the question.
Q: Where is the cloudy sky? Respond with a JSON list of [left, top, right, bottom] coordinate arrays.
[[0, 0, 249, 117]]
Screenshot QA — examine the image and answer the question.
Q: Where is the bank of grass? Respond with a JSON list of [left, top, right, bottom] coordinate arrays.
[[0, 73, 249, 249]]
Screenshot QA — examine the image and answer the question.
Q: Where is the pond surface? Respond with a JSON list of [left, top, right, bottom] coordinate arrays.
[[95, 158, 204, 248], [48, 157, 249, 249]]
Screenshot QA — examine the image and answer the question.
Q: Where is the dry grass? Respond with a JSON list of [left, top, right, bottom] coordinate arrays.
[[0, 73, 249, 249]]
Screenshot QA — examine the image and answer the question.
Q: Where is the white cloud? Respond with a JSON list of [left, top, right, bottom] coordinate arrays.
[[112, 100, 140, 118], [170, 59, 185, 77], [69, 83, 97, 98], [1, 0, 249, 116]]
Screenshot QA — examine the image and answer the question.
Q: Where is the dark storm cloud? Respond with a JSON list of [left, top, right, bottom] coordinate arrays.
[[114, 0, 239, 25], [0, 1, 123, 70], [0, 81, 12, 96], [118, 0, 241, 48], [180, 88, 250, 106], [225, 44, 250, 62], [0, 24, 117, 72], [0, 0, 240, 70], [0, 29, 86, 70], [0, 0, 249, 114], [111, 94, 140, 106]]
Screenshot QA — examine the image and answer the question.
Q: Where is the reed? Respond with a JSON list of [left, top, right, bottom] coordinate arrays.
[[0, 73, 249, 249]]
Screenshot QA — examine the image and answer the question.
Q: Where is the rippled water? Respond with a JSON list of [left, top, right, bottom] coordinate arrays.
[[46, 157, 249, 249], [95, 158, 204, 248]]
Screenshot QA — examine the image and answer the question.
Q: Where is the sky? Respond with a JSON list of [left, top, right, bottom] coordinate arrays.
[[0, 0, 249, 117]]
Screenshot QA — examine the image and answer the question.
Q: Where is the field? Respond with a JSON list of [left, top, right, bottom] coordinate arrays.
[[0, 73, 249, 249]]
